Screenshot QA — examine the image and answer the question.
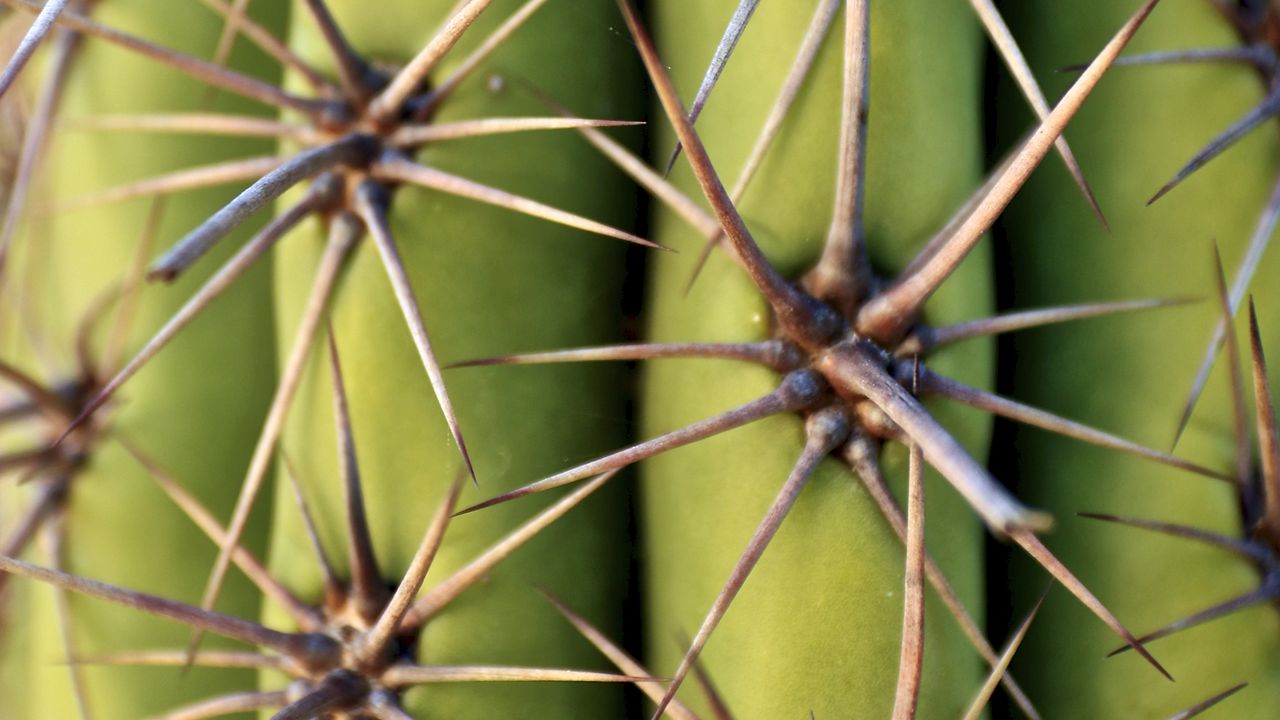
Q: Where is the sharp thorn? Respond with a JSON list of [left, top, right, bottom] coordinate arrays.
[[662, 0, 761, 176], [404, 471, 617, 629], [651, 407, 848, 719], [354, 180, 478, 487], [371, 152, 663, 250], [1148, 91, 1280, 205], [960, 584, 1050, 720], [456, 370, 822, 516], [1012, 531, 1172, 680], [149, 136, 374, 282]]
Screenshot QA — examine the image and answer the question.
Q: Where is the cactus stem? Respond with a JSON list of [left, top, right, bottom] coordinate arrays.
[[959, 586, 1048, 720], [1081, 3, 1280, 460], [898, 141, 1020, 280]]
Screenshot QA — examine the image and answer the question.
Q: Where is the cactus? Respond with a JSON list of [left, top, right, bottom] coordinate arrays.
[[2, 0, 1279, 718], [0, 0, 646, 717], [0, 1, 287, 716], [1001, 0, 1280, 715]]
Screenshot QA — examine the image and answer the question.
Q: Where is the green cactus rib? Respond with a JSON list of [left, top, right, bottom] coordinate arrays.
[[5, 0, 1275, 717], [264, 0, 645, 717], [0, 2, 650, 666], [0, 0, 291, 717], [1131, 2, 1280, 453], [0, 0, 648, 716], [452, 0, 1186, 715], [632, 0, 997, 713], [0, 433, 646, 718], [1003, 0, 1280, 715]]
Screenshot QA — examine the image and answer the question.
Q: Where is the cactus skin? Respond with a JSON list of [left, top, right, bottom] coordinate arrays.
[[265, 1, 640, 717], [1004, 0, 1280, 715], [639, 1, 992, 716], [0, 1, 285, 717]]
